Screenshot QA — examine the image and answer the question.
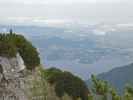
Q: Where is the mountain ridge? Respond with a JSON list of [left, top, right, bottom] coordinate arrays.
[[86, 63, 133, 94]]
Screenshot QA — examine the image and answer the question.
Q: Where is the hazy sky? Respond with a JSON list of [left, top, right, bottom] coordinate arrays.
[[0, 0, 133, 25]]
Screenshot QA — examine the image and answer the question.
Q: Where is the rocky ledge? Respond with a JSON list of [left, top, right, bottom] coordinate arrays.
[[0, 53, 28, 100]]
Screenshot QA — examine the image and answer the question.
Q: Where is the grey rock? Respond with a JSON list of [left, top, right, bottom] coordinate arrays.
[[0, 53, 28, 100]]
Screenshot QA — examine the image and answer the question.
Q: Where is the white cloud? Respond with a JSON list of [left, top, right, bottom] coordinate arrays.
[[116, 23, 133, 27], [33, 19, 70, 27], [0, 0, 128, 5], [0, 0, 133, 25], [5, 16, 71, 26], [7, 17, 31, 21], [93, 30, 107, 36]]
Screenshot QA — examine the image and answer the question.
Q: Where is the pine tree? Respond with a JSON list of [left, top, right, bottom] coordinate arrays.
[[91, 75, 109, 100]]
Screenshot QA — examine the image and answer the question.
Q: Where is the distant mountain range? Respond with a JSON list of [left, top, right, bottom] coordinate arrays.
[[86, 63, 133, 94]]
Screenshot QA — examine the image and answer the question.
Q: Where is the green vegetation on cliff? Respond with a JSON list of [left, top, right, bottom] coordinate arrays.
[[0, 40, 17, 57], [42, 68, 89, 100], [0, 32, 40, 70]]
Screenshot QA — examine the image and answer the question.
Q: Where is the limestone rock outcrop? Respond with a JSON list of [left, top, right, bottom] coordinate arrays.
[[0, 53, 28, 100], [0, 53, 73, 100]]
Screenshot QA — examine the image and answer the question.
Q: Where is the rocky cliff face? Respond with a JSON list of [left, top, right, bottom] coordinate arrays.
[[0, 53, 73, 100], [0, 33, 73, 100], [0, 53, 28, 100]]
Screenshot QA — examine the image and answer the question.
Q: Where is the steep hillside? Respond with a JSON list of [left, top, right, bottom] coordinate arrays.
[[0, 32, 89, 100]]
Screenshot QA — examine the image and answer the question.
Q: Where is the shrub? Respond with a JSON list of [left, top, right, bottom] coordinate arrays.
[[0, 33, 40, 70], [0, 38, 17, 58], [43, 68, 89, 100]]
